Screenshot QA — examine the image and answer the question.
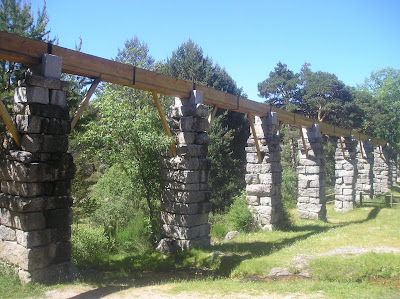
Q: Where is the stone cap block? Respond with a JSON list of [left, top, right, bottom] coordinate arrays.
[[39, 54, 62, 79]]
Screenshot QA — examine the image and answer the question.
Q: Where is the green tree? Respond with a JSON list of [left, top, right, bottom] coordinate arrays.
[[77, 37, 171, 243], [258, 62, 300, 172], [359, 68, 400, 146], [298, 63, 362, 129], [0, 0, 50, 92]]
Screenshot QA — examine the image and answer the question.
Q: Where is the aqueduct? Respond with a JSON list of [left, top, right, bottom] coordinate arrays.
[[0, 32, 399, 282]]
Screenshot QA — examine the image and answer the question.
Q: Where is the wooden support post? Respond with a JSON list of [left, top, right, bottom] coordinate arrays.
[[0, 99, 21, 148], [339, 137, 347, 159], [71, 78, 100, 130], [359, 192, 363, 207], [248, 113, 262, 163], [299, 125, 309, 159], [152, 91, 177, 157], [207, 105, 218, 133]]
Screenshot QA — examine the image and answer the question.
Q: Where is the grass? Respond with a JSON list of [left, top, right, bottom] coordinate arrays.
[[1, 198, 400, 298]]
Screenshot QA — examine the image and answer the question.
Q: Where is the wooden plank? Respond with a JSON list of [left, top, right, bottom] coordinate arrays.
[[152, 92, 177, 157], [71, 78, 101, 131], [248, 113, 262, 163], [0, 100, 21, 147], [299, 125, 309, 159], [207, 105, 218, 133], [0, 31, 395, 153]]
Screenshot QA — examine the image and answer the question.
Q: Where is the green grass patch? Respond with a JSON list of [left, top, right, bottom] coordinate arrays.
[[0, 262, 46, 298]]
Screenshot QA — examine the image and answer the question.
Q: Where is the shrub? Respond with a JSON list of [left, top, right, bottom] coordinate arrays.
[[226, 192, 254, 232], [115, 211, 152, 253], [281, 166, 298, 209], [71, 225, 112, 268]]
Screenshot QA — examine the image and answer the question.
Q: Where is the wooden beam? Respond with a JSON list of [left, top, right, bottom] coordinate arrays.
[[299, 125, 309, 159], [0, 31, 394, 152], [359, 140, 365, 159], [248, 113, 262, 163], [71, 78, 100, 131], [0, 100, 21, 148], [207, 105, 218, 133], [152, 92, 177, 157]]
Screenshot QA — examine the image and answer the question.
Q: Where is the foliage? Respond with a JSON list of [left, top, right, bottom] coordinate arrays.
[[258, 61, 300, 111], [359, 67, 400, 147], [71, 224, 112, 268], [281, 166, 298, 209], [115, 211, 153, 253], [0, 0, 50, 91], [226, 191, 254, 232]]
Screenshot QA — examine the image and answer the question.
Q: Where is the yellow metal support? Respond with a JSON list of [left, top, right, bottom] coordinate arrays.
[[152, 91, 177, 157], [71, 78, 100, 131], [299, 125, 309, 159], [207, 105, 218, 133], [0, 100, 21, 148], [248, 113, 262, 163]]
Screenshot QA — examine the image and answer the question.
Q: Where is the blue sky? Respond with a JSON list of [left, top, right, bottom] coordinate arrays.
[[30, 0, 400, 102]]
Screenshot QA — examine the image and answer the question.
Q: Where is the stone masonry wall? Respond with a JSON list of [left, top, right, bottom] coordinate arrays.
[[373, 146, 391, 196], [245, 113, 284, 230], [0, 54, 76, 282], [355, 140, 374, 199], [297, 125, 326, 219], [157, 91, 211, 253], [335, 136, 357, 212]]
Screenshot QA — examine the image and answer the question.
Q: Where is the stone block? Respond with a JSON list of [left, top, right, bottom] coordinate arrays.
[[40, 54, 62, 79], [18, 261, 77, 283], [193, 118, 209, 132], [14, 87, 49, 105], [161, 181, 208, 191], [161, 169, 207, 184], [24, 73, 70, 91], [0, 208, 45, 231], [49, 90, 67, 107], [1, 181, 45, 197], [44, 208, 73, 228], [260, 196, 281, 206], [246, 196, 259, 205], [0, 225, 16, 241], [161, 190, 211, 204], [161, 202, 211, 215], [14, 103, 70, 121], [161, 224, 210, 239], [176, 144, 208, 157], [194, 133, 210, 145], [175, 132, 195, 145], [20, 134, 69, 153], [245, 174, 259, 184], [16, 115, 70, 135], [160, 211, 208, 227], [178, 116, 194, 131], [16, 226, 71, 248], [246, 163, 271, 174], [246, 184, 274, 196]]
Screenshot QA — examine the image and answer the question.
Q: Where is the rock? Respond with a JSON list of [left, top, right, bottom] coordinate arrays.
[[224, 231, 239, 241]]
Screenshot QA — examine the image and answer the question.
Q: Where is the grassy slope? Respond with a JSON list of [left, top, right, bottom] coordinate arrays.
[[1, 202, 399, 298]]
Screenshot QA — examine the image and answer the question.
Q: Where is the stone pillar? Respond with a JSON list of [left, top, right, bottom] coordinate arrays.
[[389, 152, 397, 186], [334, 136, 357, 212], [0, 54, 76, 282], [373, 146, 391, 196], [245, 112, 284, 230], [297, 125, 326, 219], [158, 91, 211, 253], [355, 140, 374, 199]]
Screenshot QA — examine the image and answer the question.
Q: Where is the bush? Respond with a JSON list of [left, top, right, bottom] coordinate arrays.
[[115, 211, 152, 253], [71, 225, 112, 268], [281, 166, 298, 209], [226, 192, 254, 232]]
